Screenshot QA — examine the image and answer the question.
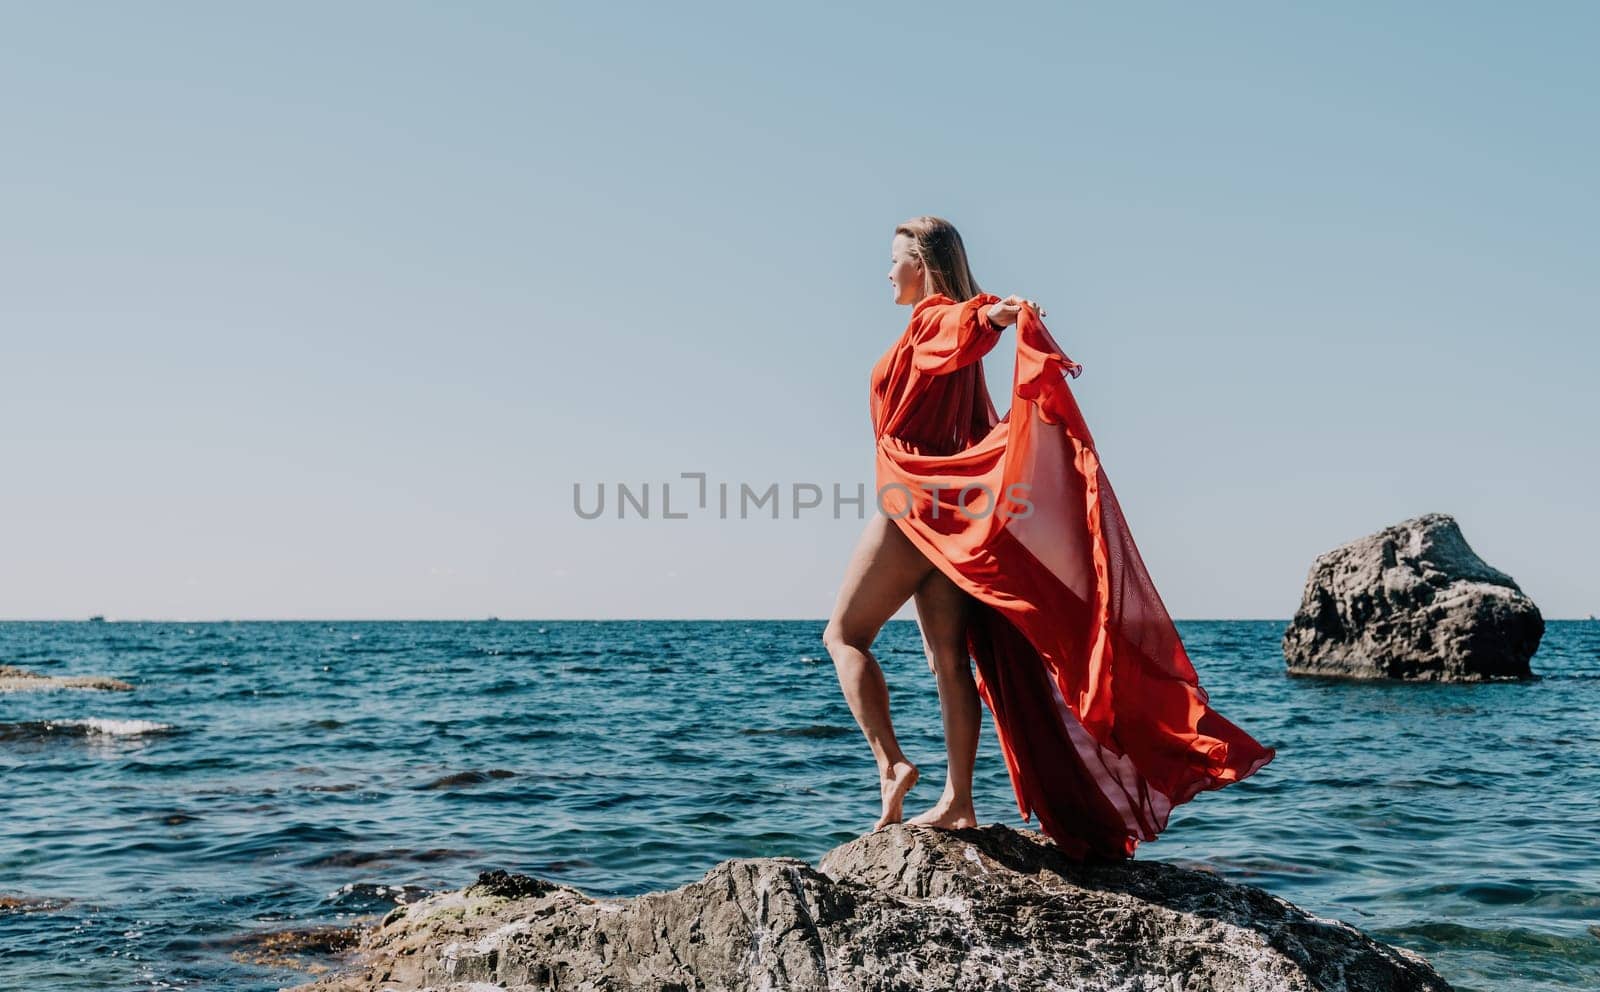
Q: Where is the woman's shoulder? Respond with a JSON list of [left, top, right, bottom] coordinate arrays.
[[908, 293, 1002, 333], [911, 292, 956, 316], [912, 291, 999, 315]]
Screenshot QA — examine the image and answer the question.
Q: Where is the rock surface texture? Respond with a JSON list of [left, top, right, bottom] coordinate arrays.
[[291, 823, 1453, 992], [1283, 513, 1542, 681], [0, 665, 133, 693]]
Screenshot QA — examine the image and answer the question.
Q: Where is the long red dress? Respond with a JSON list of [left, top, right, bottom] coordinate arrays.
[[869, 291, 1276, 861]]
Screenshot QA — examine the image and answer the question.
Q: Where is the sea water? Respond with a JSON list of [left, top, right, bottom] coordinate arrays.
[[1, 620, 1596, 991]]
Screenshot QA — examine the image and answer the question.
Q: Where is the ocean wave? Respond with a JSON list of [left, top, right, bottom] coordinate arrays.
[[416, 769, 518, 790], [323, 882, 435, 912], [738, 724, 854, 739], [0, 719, 175, 742]]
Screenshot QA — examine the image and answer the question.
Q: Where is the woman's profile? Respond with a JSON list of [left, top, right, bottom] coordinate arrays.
[[822, 215, 1275, 861]]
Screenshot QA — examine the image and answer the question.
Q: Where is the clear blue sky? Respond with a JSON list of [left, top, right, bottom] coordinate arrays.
[[1, 2, 1594, 620]]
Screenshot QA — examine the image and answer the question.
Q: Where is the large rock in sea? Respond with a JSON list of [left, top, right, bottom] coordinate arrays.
[[1283, 512, 1542, 681], [291, 823, 1452, 992]]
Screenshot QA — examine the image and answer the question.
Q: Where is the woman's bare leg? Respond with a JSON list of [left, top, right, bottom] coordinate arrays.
[[907, 567, 981, 829], [823, 512, 937, 831]]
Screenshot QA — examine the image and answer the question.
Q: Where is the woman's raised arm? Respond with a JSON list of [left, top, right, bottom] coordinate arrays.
[[910, 293, 1005, 375]]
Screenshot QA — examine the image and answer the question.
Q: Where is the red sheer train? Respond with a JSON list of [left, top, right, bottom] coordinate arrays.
[[869, 293, 1276, 861]]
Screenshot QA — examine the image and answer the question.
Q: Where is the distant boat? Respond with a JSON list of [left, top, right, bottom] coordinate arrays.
[[88, 615, 106, 623], [485, 616, 500, 622]]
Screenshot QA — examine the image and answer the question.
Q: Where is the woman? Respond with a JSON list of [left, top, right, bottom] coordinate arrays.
[[822, 216, 1275, 861]]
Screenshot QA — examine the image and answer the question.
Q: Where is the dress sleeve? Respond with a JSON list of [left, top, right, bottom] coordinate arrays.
[[910, 293, 1004, 375]]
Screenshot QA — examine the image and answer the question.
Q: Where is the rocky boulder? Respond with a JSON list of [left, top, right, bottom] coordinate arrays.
[[1283, 512, 1541, 681], [291, 823, 1452, 992]]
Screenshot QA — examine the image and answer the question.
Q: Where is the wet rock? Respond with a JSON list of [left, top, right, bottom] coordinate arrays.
[[0, 665, 133, 693], [468, 869, 556, 901], [1283, 513, 1542, 681], [289, 823, 1453, 992], [0, 893, 72, 913]]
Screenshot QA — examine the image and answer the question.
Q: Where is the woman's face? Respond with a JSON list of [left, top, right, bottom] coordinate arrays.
[[888, 233, 926, 306]]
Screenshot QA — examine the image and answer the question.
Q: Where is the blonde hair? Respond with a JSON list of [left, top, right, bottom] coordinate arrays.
[[894, 215, 985, 301]]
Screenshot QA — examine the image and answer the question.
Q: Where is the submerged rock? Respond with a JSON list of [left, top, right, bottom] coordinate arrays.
[[0, 893, 72, 913], [1283, 513, 1542, 681], [290, 823, 1452, 992], [0, 664, 133, 693], [222, 923, 367, 976]]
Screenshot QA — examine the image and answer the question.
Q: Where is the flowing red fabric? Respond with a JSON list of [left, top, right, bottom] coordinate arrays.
[[869, 292, 1276, 861]]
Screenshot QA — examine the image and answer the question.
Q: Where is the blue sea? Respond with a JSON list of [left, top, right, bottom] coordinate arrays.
[[1, 620, 1597, 992]]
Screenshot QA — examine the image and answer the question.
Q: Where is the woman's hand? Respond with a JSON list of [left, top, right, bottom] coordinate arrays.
[[985, 295, 1046, 330]]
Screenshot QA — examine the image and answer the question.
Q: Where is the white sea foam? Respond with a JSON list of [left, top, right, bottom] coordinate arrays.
[[52, 718, 173, 737]]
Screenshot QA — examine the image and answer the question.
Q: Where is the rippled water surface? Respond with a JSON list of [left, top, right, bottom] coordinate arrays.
[[1, 620, 1597, 991]]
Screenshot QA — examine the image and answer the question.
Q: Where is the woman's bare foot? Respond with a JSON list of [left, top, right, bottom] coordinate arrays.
[[907, 794, 978, 829], [873, 761, 919, 830]]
